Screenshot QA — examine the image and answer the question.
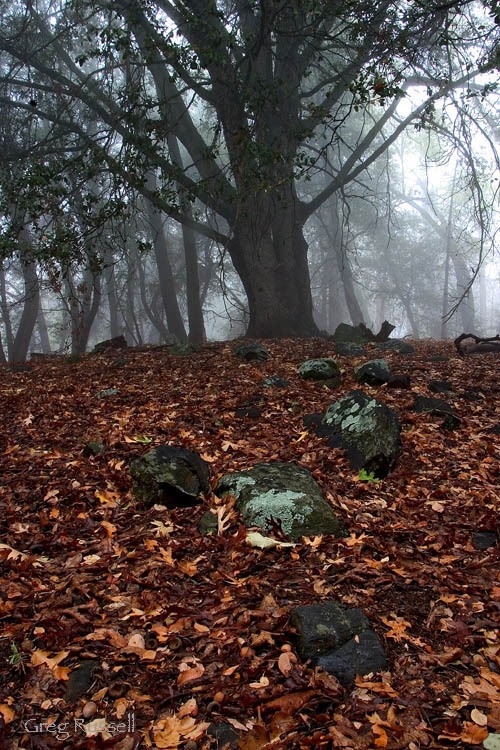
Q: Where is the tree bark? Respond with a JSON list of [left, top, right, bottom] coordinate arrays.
[[0, 262, 14, 360], [11, 231, 40, 362]]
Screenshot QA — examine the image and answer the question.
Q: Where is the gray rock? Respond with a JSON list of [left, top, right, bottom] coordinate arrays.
[[290, 602, 370, 660], [233, 341, 269, 362], [199, 510, 219, 535], [354, 359, 391, 386], [298, 358, 341, 386], [332, 323, 366, 344], [97, 388, 120, 398], [323, 390, 401, 477], [216, 462, 346, 541], [316, 630, 387, 686], [130, 444, 210, 508], [335, 341, 366, 356], [375, 339, 415, 354]]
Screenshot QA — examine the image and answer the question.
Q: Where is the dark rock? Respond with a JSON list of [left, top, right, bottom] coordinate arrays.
[[233, 341, 269, 362], [429, 380, 453, 394], [335, 341, 366, 356], [83, 441, 105, 457], [130, 444, 210, 508], [441, 413, 461, 431], [167, 341, 201, 356], [93, 335, 127, 353], [413, 396, 452, 414], [207, 722, 239, 748], [489, 424, 500, 435], [472, 531, 498, 550], [199, 510, 219, 535], [262, 375, 291, 388], [460, 389, 483, 402], [332, 323, 366, 344], [291, 602, 370, 660], [113, 357, 127, 369], [9, 364, 32, 372], [290, 601, 387, 687], [354, 359, 391, 386], [375, 340, 415, 354], [216, 462, 346, 540], [387, 374, 411, 389], [64, 660, 98, 703], [303, 413, 340, 441], [323, 390, 401, 478], [235, 402, 262, 418], [316, 630, 387, 686], [428, 355, 449, 362], [298, 358, 341, 387]]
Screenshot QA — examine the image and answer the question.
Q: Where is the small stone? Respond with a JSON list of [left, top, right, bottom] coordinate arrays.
[[64, 660, 98, 703], [82, 701, 97, 718], [298, 358, 341, 384], [429, 380, 453, 393], [207, 723, 239, 748], [354, 359, 391, 386], [83, 441, 105, 457], [472, 531, 498, 550], [413, 396, 452, 414], [375, 339, 415, 354], [233, 341, 269, 362], [97, 388, 120, 398], [387, 374, 411, 389], [262, 375, 291, 388], [199, 510, 219, 535]]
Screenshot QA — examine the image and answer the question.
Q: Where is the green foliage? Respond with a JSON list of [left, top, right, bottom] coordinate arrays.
[[357, 469, 380, 483], [8, 643, 26, 668]]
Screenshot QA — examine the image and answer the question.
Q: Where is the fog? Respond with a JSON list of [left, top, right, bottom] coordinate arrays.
[[0, 0, 499, 359]]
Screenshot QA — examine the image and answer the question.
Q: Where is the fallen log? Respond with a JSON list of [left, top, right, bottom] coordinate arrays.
[[358, 320, 395, 342], [454, 332, 500, 355]]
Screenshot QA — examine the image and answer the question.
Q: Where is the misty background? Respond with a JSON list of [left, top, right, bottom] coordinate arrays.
[[0, 0, 499, 360]]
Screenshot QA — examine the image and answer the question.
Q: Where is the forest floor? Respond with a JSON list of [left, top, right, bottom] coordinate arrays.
[[0, 338, 499, 750]]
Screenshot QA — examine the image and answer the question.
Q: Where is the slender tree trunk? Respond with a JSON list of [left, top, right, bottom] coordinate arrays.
[[167, 136, 206, 345], [145, 172, 187, 340], [11, 246, 40, 362], [0, 262, 14, 360], [452, 254, 475, 331], [104, 250, 120, 338], [37, 301, 51, 353], [137, 253, 169, 341], [66, 268, 101, 355]]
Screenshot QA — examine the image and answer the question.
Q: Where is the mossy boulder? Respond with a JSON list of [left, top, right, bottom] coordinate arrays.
[[298, 358, 341, 386], [215, 462, 346, 541], [130, 444, 210, 508], [323, 390, 401, 477], [354, 359, 391, 386]]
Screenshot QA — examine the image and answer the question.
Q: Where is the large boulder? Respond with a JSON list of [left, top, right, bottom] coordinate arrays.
[[298, 358, 341, 386], [323, 390, 401, 477], [233, 341, 269, 362], [332, 323, 366, 344], [130, 444, 210, 508], [354, 359, 391, 386], [290, 601, 387, 686], [215, 462, 346, 541]]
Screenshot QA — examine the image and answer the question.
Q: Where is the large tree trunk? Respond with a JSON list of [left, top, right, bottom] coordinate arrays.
[[37, 300, 51, 353], [0, 262, 14, 360], [229, 192, 319, 338]]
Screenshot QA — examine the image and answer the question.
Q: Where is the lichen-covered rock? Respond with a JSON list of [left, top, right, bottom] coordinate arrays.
[[216, 462, 346, 540], [375, 339, 415, 354], [335, 341, 366, 356], [130, 444, 210, 508], [332, 323, 366, 344], [290, 601, 386, 686], [354, 359, 391, 386], [233, 341, 269, 362], [298, 358, 341, 386], [323, 390, 401, 477]]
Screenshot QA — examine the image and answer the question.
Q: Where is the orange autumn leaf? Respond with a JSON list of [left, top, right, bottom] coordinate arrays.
[[460, 721, 488, 744], [278, 651, 297, 676], [177, 662, 205, 685], [31, 650, 69, 671], [264, 690, 315, 714], [0, 704, 15, 724]]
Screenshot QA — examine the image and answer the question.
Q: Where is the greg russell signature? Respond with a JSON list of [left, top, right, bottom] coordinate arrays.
[[23, 712, 136, 741]]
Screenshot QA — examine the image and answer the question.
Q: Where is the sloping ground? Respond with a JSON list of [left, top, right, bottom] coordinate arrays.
[[0, 339, 498, 750]]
